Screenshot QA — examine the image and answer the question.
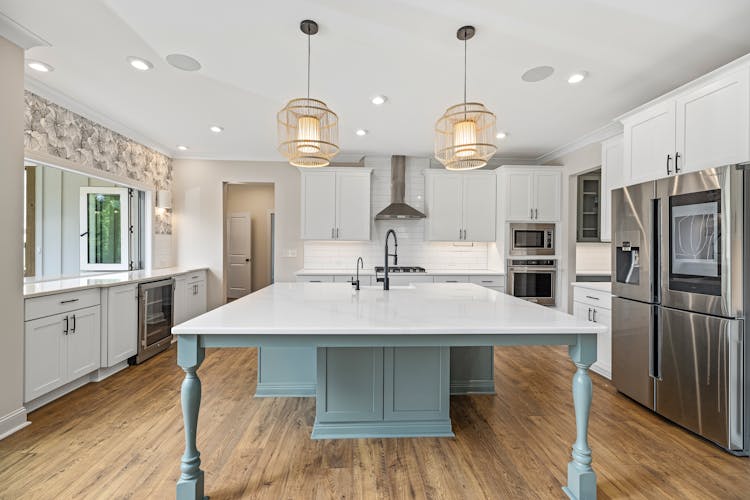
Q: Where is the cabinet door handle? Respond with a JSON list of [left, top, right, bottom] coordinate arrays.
[[331, 228, 335, 239], [666, 154, 672, 175], [336, 228, 339, 239], [71, 314, 76, 333], [63, 316, 69, 335], [592, 308, 597, 322], [530, 208, 534, 220], [459, 228, 462, 240], [587, 308, 592, 321], [535, 208, 538, 219], [674, 152, 681, 173]]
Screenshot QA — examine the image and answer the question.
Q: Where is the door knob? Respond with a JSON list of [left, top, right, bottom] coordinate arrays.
[[245, 258, 250, 262]]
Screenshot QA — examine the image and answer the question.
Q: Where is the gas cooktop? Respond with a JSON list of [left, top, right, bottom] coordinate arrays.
[[374, 266, 426, 273]]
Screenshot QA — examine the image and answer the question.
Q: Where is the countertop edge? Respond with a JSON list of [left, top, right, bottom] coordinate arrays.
[[24, 267, 210, 298], [296, 269, 505, 276], [570, 281, 612, 294]]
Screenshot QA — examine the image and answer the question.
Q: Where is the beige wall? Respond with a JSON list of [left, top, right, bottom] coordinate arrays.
[[225, 183, 275, 292], [172, 159, 302, 308], [0, 36, 27, 435]]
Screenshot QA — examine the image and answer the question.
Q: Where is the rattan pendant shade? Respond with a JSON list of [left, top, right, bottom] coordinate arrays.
[[435, 26, 496, 171], [277, 20, 339, 168]]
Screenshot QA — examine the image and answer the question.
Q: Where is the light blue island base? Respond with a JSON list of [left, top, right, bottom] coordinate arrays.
[[255, 346, 495, 398], [175, 333, 598, 500]]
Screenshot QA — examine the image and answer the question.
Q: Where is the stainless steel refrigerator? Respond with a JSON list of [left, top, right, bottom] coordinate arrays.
[[611, 165, 747, 454]]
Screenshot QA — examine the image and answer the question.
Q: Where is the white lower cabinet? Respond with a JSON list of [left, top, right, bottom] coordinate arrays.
[[103, 283, 138, 367], [572, 287, 612, 379], [175, 271, 208, 325], [25, 304, 101, 402]]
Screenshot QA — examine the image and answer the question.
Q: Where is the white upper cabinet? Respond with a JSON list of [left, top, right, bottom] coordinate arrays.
[[501, 167, 562, 222], [621, 63, 750, 186], [462, 174, 496, 242], [335, 171, 372, 241], [675, 68, 750, 174], [600, 135, 624, 242], [504, 171, 535, 221], [424, 171, 496, 242], [623, 101, 676, 184], [301, 168, 372, 241]]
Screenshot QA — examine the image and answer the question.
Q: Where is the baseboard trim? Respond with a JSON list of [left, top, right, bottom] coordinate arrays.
[[450, 380, 496, 395], [0, 407, 30, 441], [254, 382, 316, 398], [590, 364, 612, 380], [25, 373, 92, 413], [311, 419, 454, 439], [90, 361, 129, 382]]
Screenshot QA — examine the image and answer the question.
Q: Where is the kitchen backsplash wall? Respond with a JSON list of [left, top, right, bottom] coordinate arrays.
[[303, 156, 495, 270]]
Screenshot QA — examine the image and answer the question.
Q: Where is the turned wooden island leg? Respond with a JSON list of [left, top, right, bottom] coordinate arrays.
[[176, 335, 207, 500], [563, 333, 597, 500]]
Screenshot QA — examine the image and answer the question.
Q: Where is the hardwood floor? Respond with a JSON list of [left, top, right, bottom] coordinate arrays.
[[1, 345, 747, 499]]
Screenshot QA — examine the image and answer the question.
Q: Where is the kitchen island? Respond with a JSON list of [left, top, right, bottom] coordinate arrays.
[[172, 282, 604, 500]]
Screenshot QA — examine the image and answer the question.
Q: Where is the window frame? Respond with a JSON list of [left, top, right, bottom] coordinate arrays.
[[79, 186, 131, 271]]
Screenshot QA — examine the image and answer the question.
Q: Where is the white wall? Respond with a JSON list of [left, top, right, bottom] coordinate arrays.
[[172, 159, 303, 308], [0, 36, 28, 437], [303, 157, 494, 271]]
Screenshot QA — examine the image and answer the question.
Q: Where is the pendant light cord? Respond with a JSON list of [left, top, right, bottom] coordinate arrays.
[[463, 36, 467, 119], [307, 31, 311, 101]]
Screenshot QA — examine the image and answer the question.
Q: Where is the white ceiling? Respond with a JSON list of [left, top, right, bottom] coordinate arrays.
[[4, 0, 750, 161]]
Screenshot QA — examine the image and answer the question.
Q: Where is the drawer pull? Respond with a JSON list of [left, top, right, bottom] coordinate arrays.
[[310, 280, 322, 283], [59, 298, 80, 304], [445, 280, 459, 283], [481, 280, 493, 283], [585, 295, 600, 301]]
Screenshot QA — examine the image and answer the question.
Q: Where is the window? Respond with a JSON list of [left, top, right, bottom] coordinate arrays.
[[79, 187, 130, 271]]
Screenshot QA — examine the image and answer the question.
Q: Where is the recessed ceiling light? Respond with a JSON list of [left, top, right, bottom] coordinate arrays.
[[177, 145, 189, 151], [27, 60, 54, 73], [209, 125, 224, 133], [521, 66, 554, 83], [496, 131, 508, 140], [127, 56, 153, 71], [371, 95, 387, 105], [355, 129, 368, 136], [166, 53, 202, 72], [568, 71, 588, 84]]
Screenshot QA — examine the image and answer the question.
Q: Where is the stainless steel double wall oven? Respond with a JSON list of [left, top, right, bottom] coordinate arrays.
[[611, 165, 748, 454]]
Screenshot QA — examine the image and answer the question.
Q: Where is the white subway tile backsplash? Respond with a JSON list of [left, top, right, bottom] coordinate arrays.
[[303, 157, 491, 270]]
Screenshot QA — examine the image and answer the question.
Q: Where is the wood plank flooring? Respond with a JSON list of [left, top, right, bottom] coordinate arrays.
[[0, 345, 747, 499]]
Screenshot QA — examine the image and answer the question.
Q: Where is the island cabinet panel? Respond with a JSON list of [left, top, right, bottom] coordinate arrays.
[[256, 346, 316, 397], [316, 347, 383, 423], [384, 347, 449, 421], [450, 346, 495, 394]]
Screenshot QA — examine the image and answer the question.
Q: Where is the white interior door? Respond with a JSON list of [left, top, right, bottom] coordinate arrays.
[[226, 212, 252, 299]]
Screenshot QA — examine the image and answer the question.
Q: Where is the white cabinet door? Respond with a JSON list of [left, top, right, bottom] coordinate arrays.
[[676, 68, 750, 174], [425, 174, 463, 241], [335, 172, 371, 241], [106, 284, 138, 366], [462, 175, 496, 242], [534, 171, 562, 222], [173, 276, 188, 325], [504, 171, 534, 221], [66, 306, 100, 380], [601, 136, 624, 242], [591, 306, 612, 379], [186, 279, 207, 320], [301, 171, 336, 240], [25, 313, 67, 401], [624, 101, 676, 184], [573, 301, 590, 322]]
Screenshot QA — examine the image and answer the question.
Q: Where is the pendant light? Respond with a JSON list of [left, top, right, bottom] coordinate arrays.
[[435, 26, 497, 171], [278, 20, 339, 167]]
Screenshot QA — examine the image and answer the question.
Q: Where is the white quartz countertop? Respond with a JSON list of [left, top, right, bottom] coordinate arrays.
[[296, 268, 504, 276], [570, 282, 612, 294], [24, 267, 209, 298], [173, 282, 604, 336]]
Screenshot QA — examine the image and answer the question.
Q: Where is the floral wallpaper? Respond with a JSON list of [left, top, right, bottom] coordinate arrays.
[[24, 91, 173, 234]]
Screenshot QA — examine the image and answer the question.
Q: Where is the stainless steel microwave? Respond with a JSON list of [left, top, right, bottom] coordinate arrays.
[[509, 223, 555, 256]]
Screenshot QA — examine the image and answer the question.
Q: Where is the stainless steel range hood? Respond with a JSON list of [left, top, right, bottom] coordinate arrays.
[[375, 156, 426, 220]]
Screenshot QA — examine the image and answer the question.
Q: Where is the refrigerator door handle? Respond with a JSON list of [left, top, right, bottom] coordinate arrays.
[[650, 307, 662, 380]]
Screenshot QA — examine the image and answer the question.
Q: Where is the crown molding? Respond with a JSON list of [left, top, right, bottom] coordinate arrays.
[[535, 121, 623, 165], [25, 76, 173, 157], [0, 11, 49, 49]]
